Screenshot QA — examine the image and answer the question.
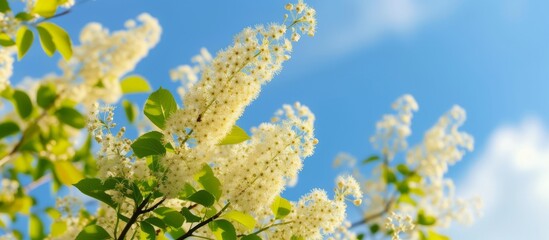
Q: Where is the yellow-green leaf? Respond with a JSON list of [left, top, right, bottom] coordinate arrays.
[[51, 221, 67, 237], [29, 214, 44, 240], [222, 211, 256, 230], [36, 25, 55, 56], [218, 125, 250, 145], [32, 0, 58, 18], [271, 195, 292, 219], [36, 22, 72, 60], [120, 75, 151, 94], [53, 161, 83, 185], [16, 26, 33, 60], [0, 33, 14, 47]]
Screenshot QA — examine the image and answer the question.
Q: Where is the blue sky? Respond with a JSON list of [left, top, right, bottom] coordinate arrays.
[[10, 0, 549, 238]]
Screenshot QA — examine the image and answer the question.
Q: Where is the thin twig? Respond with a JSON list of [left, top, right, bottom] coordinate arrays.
[[177, 203, 230, 240]]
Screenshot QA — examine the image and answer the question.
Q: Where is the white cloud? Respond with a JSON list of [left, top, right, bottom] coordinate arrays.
[[308, 0, 457, 57], [449, 118, 549, 239]]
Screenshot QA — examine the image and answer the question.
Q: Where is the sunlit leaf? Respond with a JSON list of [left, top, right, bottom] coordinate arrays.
[[195, 164, 222, 200], [53, 161, 83, 185], [144, 88, 177, 129], [271, 195, 292, 219], [32, 0, 58, 18], [121, 75, 151, 94], [218, 125, 250, 145], [222, 211, 256, 230], [75, 224, 111, 240], [0, 33, 14, 47], [29, 214, 44, 240], [16, 26, 33, 60], [36, 22, 72, 60]]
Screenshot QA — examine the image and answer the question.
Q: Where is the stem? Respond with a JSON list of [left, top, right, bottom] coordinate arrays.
[[350, 196, 395, 228], [238, 221, 292, 237], [117, 195, 151, 240], [177, 203, 230, 240]]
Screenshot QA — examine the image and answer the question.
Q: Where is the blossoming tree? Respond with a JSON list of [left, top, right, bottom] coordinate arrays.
[[0, 0, 479, 239]]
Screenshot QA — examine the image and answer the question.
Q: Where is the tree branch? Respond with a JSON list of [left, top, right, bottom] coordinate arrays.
[[177, 203, 230, 240], [351, 197, 395, 228]]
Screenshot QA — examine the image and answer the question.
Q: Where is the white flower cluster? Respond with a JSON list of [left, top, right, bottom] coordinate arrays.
[[284, 0, 317, 41], [407, 105, 474, 179], [87, 104, 133, 180], [58, 13, 161, 104], [213, 103, 316, 214], [170, 48, 213, 99], [335, 175, 363, 206], [272, 189, 346, 240], [0, 48, 14, 93], [165, 5, 315, 150], [0, 178, 19, 202], [416, 179, 483, 228], [45, 196, 89, 240], [385, 212, 415, 240], [370, 94, 418, 160]]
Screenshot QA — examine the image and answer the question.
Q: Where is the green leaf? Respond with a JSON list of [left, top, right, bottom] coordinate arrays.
[[270, 195, 292, 219], [369, 223, 380, 234], [144, 88, 177, 129], [140, 221, 156, 240], [417, 210, 437, 226], [121, 75, 152, 94], [123, 100, 137, 123], [398, 194, 416, 206], [15, 12, 35, 21], [362, 155, 380, 164], [153, 207, 184, 228], [11, 90, 33, 119], [195, 164, 222, 200], [75, 224, 111, 240], [55, 107, 86, 128], [45, 207, 61, 219], [181, 208, 201, 223], [144, 217, 167, 229], [241, 235, 261, 240], [209, 219, 236, 240], [397, 164, 411, 175], [36, 25, 56, 57], [222, 211, 256, 230], [291, 236, 305, 240], [36, 22, 72, 60], [396, 181, 410, 194], [0, 121, 19, 139], [50, 221, 67, 237], [36, 83, 56, 108], [29, 214, 44, 240], [73, 178, 117, 208], [53, 161, 83, 185], [32, 0, 58, 18], [0, 0, 9, 13], [0, 33, 15, 47], [131, 132, 166, 158], [218, 125, 250, 145], [16, 26, 33, 60], [187, 190, 215, 207], [383, 166, 397, 184]]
